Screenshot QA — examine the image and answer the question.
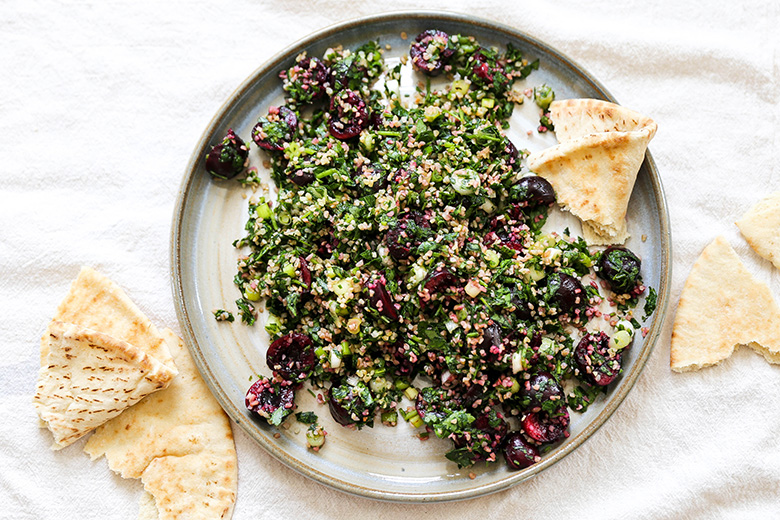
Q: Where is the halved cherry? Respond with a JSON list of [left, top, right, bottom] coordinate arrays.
[[574, 332, 623, 386], [415, 386, 454, 423], [423, 267, 459, 296], [522, 372, 565, 412], [511, 175, 555, 208], [288, 169, 315, 186], [245, 376, 295, 425], [504, 139, 520, 170], [328, 380, 376, 428], [205, 129, 247, 179], [366, 276, 399, 321], [521, 407, 569, 443], [409, 29, 454, 76], [549, 272, 587, 315], [469, 50, 510, 91], [281, 56, 329, 103], [503, 431, 540, 470], [266, 332, 315, 383], [252, 106, 298, 151], [328, 89, 369, 140]]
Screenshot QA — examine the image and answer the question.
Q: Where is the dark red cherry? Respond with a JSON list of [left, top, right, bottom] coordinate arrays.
[[328, 380, 376, 428], [366, 277, 399, 321], [423, 267, 459, 296], [597, 246, 642, 294], [511, 176, 555, 207], [409, 29, 454, 77], [266, 332, 315, 383], [252, 106, 298, 151], [522, 372, 565, 411], [415, 386, 453, 423], [281, 56, 329, 103], [469, 50, 509, 91], [353, 163, 389, 193], [328, 89, 369, 140], [574, 332, 623, 386], [522, 407, 569, 443], [205, 129, 247, 179], [550, 272, 587, 315], [452, 410, 508, 463], [504, 139, 520, 170], [245, 377, 295, 424], [503, 431, 540, 470], [382, 338, 419, 377]]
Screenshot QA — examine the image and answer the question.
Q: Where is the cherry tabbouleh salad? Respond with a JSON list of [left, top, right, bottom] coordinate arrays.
[[206, 29, 657, 470]]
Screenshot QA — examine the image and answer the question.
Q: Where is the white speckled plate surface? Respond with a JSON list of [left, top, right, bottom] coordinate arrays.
[[171, 11, 671, 502]]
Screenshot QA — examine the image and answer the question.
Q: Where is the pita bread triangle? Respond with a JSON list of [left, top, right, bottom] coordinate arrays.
[[85, 329, 237, 520], [736, 191, 780, 271], [527, 129, 653, 244], [33, 321, 178, 449], [526, 99, 657, 245], [44, 266, 176, 373], [670, 236, 780, 372]]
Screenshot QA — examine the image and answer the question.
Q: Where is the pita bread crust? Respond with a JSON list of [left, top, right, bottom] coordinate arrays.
[[32, 321, 177, 449], [670, 236, 780, 372], [43, 266, 176, 372], [736, 191, 780, 271], [550, 98, 657, 143], [85, 329, 237, 520], [526, 99, 656, 245]]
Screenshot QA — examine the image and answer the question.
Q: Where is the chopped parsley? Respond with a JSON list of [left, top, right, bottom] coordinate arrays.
[[643, 286, 658, 320], [295, 411, 319, 425], [213, 309, 235, 322]]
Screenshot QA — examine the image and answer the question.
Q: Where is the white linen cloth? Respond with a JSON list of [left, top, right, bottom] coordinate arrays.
[[2, 1, 779, 518]]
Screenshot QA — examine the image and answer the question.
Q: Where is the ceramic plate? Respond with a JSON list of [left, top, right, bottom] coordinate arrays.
[[171, 11, 671, 502]]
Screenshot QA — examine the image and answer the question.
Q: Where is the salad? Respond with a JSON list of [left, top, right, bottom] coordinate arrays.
[[206, 29, 657, 470]]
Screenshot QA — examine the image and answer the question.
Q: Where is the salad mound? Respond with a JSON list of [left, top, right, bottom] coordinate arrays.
[[207, 30, 656, 469]]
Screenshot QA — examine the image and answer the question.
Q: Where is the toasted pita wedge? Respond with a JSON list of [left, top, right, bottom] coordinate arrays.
[[85, 329, 237, 520], [550, 98, 657, 143], [527, 99, 656, 245], [527, 129, 653, 243], [33, 321, 178, 449], [45, 266, 176, 372], [736, 191, 780, 271], [670, 236, 780, 372]]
